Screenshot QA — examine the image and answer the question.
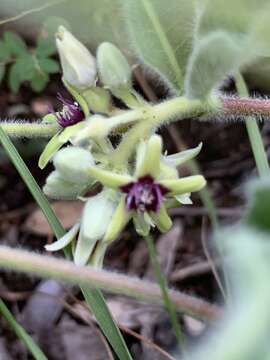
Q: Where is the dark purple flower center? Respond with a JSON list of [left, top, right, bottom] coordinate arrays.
[[50, 93, 84, 128], [120, 175, 169, 213]]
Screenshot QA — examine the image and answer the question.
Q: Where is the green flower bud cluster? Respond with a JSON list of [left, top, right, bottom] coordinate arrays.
[[40, 26, 207, 268], [44, 134, 205, 267]]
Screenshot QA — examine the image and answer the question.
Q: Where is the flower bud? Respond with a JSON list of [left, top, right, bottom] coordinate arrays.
[[56, 26, 97, 89], [43, 170, 87, 200], [97, 42, 132, 88], [74, 191, 117, 265], [53, 146, 94, 184]]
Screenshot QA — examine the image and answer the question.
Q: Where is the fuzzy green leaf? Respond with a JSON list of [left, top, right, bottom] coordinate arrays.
[[184, 31, 243, 99], [123, 0, 195, 92], [4, 31, 27, 56]]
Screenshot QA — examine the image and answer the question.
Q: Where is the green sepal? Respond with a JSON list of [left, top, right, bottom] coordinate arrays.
[[82, 87, 112, 114], [45, 223, 80, 251], [111, 85, 142, 109], [88, 166, 133, 189], [58, 121, 86, 143], [150, 204, 172, 233], [160, 175, 206, 195], [42, 113, 58, 124], [164, 142, 202, 167], [135, 134, 162, 178], [133, 213, 150, 237], [63, 79, 90, 117], [104, 196, 131, 242], [38, 132, 63, 169]]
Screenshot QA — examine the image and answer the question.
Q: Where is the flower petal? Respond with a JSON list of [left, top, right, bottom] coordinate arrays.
[[150, 204, 172, 233], [38, 132, 63, 169], [160, 175, 206, 195], [104, 197, 131, 242], [45, 223, 80, 251], [135, 135, 162, 178], [175, 193, 193, 205], [164, 143, 202, 167], [74, 191, 117, 265], [88, 166, 133, 189], [133, 213, 150, 236]]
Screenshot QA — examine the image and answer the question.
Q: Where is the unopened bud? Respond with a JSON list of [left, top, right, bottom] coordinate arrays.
[[43, 170, 87, 200], [97, 42, 132, 89], [53, 147, 94, 184], [56, 26, 97, 89]]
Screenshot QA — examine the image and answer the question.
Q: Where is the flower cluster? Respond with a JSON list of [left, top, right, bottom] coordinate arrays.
[[41, 27, 206, 268]]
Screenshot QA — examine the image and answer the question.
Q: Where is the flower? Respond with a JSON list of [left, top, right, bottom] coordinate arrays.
[[52, 93, 84, 128], [120, 175, 169, 213], [88, 135, 206, 240], [56, 26, 97, 89]]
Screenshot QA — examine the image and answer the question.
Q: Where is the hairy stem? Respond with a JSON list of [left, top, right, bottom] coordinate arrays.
[[235, 74, 270, 177], [0, 122, 60, 138], [0, 245, 221, 321]]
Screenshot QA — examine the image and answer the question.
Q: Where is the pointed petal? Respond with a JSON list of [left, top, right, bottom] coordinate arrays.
[[74, 227, 98, 266], [136, 135, 162, 178], [175, 193, 193, 205], [160, 175, 206, 195], [104, 197, 131, 242], [58, 121, 86, 142], [150, 204, 172, 233], [90, 241, 108, 269], [88, 166, 133, 189], [74, 192, 117, 265], [38, 132, 63, 169], [164, 143, 202, 167], [133, 213, 150, 236], [45, 223, 80, 251]]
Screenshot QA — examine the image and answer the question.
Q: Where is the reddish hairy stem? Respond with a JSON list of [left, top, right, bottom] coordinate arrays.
[[221, 96, 270, 117]]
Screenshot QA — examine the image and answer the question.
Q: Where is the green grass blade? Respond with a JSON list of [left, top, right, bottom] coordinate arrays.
[[82, 287, 132, 360], [235, 73, 270, 177], [144, 234, 185, 353], [0, 298, 47, 360], [0, 126, 133, 360]]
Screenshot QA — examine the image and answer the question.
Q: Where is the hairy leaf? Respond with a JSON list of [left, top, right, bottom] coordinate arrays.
[[123, 0, 195, 92], [185, 32, 243, 99]]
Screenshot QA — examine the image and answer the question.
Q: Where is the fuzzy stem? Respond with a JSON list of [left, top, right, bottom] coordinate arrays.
[[110, 97, 204, 167], [0, 245, 221, 321], [221, 96, 270, 117], [0, 122, 60, 138], [234, 74, 270, 177]]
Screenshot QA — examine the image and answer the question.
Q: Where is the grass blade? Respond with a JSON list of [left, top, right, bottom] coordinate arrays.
[[0, 298, 47, 360], [235, 73, 270, 177], [144, 234, 185, 353], [0, 126, 133, 360]]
